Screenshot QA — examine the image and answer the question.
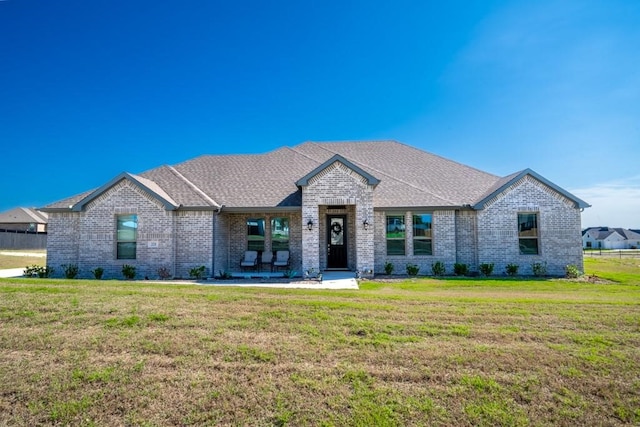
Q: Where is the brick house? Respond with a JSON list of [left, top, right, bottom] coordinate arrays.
[[41, 141, 589, 279]]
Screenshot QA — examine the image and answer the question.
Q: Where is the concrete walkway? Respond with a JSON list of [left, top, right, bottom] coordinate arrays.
[[0, 269, 359, 289], [0, 268, 26, 278], [174, 271, 359, 290]]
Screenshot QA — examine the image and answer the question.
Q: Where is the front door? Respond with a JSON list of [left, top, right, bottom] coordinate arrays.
[[327, 215, 347, 269]]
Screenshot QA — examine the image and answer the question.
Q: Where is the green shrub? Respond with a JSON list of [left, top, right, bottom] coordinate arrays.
[[505, 263, 519, 276], [62, 264, 79, 279], [565, 264, 580, 279], [23, 265, 40, 277], [532, 261, 547, 277], [157, 267, 171, 280], [384, 261, 394, 275], [479, 263, 494, 277], [283, 269, 297, 278], [406, 263, 420, 276], [431, 261, 446, 276], [91, 267, 104, 280], [218, 270, 233, 279], [189, 265, 206, 279], [25, 265, 55, 278], [122, 264, 136, 280], [453, 263, 469, 276]]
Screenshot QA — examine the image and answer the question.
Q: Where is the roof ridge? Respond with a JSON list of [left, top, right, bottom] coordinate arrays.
[[166, 165, 220, 207]]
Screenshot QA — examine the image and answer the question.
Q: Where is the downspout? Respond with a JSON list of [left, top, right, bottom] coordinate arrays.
[[213, 205, 224, 277], [454, 209, 459, 265], [172, 208, 178, 278]]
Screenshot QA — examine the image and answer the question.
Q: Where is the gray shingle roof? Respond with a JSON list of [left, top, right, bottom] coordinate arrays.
[[585, 227, 640, 241], [0, 207, 48, 224], [41, 140, 586, 211]]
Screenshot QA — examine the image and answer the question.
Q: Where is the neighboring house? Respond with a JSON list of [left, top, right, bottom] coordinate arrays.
[[0, 207, 48, 232], [41, 140, 590, 279], [0, 207, 48, 250], [582, 227, 640, 250]]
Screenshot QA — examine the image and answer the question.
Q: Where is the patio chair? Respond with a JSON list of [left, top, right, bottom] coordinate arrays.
[[260, 251, 274, 272], [272, 250, 290, 271], [240, 250, 258, 272]]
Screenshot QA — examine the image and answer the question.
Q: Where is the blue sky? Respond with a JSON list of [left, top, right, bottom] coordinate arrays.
[[1, 0, 638, 228]]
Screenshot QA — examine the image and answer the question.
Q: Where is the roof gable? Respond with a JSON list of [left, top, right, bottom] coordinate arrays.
[[473, 169, 590, 210], [71, 172, 180, 212], [295, 154, 380, 186]]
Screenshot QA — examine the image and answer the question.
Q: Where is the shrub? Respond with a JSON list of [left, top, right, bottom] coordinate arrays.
[[62, 264, 79, 279], [532, 261, 547, 277], [23, 265, 40, 277], [431, 261, 446, 276], [505, 263, 519, 276], [406, 263, 420, 276], [565, 264, 580, 279], [26, 265, 54, 278], [218, 270, 233, 279], [283, 269, 297, 279], [453, 263, 469, 276], [189, 265, 206, 280], [91, 267, 104, 280], [122, 264, 136, 280], [384, 261, 394, 275], [157, 267, 172, 280], [479, 263, 494, 277]]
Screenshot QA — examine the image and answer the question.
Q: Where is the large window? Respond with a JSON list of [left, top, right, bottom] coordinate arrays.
[[247, 218, 265, 251], [386, 215, 405, 255], [117, 214, 138, 259], [518, 213, 539, 255], [413, 213, 433, 255], [271, 217, 289, 251]]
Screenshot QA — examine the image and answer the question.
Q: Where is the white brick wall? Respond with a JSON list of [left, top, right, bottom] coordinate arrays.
[[477, 176, 583, 276], [47, 169, 583, 279], [300, 161, 375, 274], [218, 212, 302, 274]]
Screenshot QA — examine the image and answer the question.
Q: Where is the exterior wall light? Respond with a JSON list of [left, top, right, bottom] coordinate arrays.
[[307, 220, 314, 231], [363, 219, 369, 230]]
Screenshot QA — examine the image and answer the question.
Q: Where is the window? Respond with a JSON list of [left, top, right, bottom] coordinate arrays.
[[386, 215, 405, 255], [518, 213, 539, 255], [247, 218, 265, 251], [413, 213, 433, 255], [117, 214, 138, 259], [271, 217, 289, 251]]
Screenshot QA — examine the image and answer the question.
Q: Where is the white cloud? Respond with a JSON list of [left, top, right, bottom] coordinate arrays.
[[571, 176, 640, 229]]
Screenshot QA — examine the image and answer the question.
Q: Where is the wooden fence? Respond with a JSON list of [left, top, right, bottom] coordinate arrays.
[[0, 229, 47, 250]]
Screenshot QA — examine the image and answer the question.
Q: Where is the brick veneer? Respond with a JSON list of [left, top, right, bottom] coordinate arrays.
[[300, 161, 375, 274], [47, 166, 584, 279], [476, 176, 583, 276]]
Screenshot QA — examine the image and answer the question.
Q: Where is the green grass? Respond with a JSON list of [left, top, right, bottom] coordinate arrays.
[[0, 257, 638, 425]]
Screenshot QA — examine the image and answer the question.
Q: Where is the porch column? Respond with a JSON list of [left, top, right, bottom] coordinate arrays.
[[301, 202, 319, 274], [355, 189, 375, 275]]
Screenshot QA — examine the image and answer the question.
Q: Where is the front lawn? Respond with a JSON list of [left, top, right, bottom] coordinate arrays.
[[0, 258, 638, 425]]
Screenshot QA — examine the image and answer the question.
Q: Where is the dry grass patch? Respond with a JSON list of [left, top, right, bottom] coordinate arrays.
[[0, 250, 46, 270], [1, 262, 639, 425]]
